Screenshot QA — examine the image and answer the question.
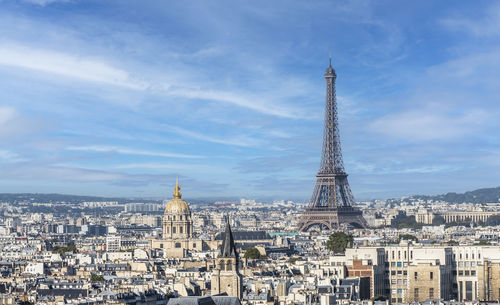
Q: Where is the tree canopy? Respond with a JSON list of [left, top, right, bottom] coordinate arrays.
[[244, 247, 261, 259], [398, 234, 418, 243], [326, 232, 353, 253]]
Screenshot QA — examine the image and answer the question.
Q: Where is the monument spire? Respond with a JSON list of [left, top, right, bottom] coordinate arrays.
[[297, 61, 367, 231]]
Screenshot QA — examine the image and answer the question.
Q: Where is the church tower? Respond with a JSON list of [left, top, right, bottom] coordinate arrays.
[[162, 177, 193, 239], [211, 220, 243, 299]]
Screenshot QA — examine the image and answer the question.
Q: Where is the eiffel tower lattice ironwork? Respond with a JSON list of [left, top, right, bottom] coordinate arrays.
[[297, 60, 368, 232]]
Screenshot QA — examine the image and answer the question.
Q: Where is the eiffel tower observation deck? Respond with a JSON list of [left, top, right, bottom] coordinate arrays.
[[297, 60, 368, 232]]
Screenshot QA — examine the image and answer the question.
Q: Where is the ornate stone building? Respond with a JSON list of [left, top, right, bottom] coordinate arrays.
[[211, 221, 243, 299], [162, 179, 193, 239], [151, 179, 209, 257]]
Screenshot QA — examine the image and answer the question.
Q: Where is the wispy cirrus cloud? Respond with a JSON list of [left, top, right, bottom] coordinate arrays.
[[0, 44, 148, 90], [163, 124, 261, 147], [66, 145, 203, 159], [369, 109, 489, 141], [440, 3, 500, 37]]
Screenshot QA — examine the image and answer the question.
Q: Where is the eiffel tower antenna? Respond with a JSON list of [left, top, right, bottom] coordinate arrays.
[[297, 60, 368, 232]]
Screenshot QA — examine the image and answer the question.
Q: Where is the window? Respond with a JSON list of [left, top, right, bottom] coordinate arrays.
[[397, 279, 402, 284], [391, 262, 396, 267], [392, 251, 395, 259], [397, 262, 402, 267], [175, 242, 181, 248], [430, 272, 434, 280], [160, 243, 164, 248], [397, 289, 402, 294], [414, 288, 419, 301], [465, 270, 470, 276], [429, 288, 434, 299], [403, 271, 407, 275], [414, 272, 418, 280], [404, 262, 408, 267], [391, 271, 396, 275], [471, 262, 475, 267], [471, 270, 476, 276], [173, 227, 176, 233], [392, 279, 396, 284], [180, 227, 183, 233], [193, 243, 197, 248], [397, 270, 402, 275], [459, 270, 463, 276]]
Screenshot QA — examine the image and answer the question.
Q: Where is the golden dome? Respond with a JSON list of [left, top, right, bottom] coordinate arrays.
[[164, 177, 191, 214]]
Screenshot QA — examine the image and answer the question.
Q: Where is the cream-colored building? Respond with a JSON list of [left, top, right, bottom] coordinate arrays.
[[211, 221, 243, 299], [151, 180, 212, 257]]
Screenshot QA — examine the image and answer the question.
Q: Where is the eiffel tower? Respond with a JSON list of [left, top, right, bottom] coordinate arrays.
[[297, 59, 368, 232]]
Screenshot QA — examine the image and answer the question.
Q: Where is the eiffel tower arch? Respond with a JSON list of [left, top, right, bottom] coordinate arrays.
[[297, 60, 368, 232]]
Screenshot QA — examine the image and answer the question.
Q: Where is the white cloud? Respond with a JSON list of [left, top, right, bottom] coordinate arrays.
[[0, 105, 45, 140], [369, 109, 488, 142], [167, 87, 306, 119], [163, 124, 261, 147], [0, 105, 16, 126], [22, 0, 71, 6], [0, 149, 25, 162], [66, 145, 203, 159], [0, 44, 148, 90], [440, 3, 500, 37]]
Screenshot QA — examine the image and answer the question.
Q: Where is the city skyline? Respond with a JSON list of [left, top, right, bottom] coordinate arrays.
[[1, 1, 499, 200]]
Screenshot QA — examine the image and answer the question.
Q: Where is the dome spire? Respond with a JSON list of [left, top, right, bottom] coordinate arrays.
[[174, 175, 182, 199]]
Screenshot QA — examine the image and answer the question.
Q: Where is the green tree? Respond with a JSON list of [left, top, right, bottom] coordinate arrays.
[[432, 215, 446, 226], [373, 295, 387, 301], [474, 240, 491, 245], [244, 247, 262, 259], [326, 232, 353, 253], [90, 274, 105, 282], [398, 234, 418, 243], [52, 244, 78, 255]]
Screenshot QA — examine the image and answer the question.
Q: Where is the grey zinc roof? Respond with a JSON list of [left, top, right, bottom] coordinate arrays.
[[215, 231, 271, 241], [166, 295, 241, 305]]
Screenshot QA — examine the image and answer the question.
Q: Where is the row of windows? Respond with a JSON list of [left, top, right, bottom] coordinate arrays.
[[167, 215, 189, 221], [218, 260, 234, 271], [413, 288, 434, 300], [458, 270, 476, 276], [456, 252, 481, 260], [390, 270, 408, 276], [414, 271, 433, 280], [387, 250, 413, 260], [391, 262, 408, 267], [165, 226, 189, 234], [458, 261, 478, 267]]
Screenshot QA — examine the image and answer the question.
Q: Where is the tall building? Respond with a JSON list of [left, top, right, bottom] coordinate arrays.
[[162, 177, 193, 239], [297, 60, 367, 231], [151, 179, 207, 256], [211, 221, 243, 299]]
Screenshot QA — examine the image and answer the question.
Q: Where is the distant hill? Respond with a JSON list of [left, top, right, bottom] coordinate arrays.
[[0, 193, 161, 204], [392, 186, 500, 204]]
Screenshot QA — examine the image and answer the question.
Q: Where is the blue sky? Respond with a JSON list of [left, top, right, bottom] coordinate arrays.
[[0, 0, 499, 200]]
